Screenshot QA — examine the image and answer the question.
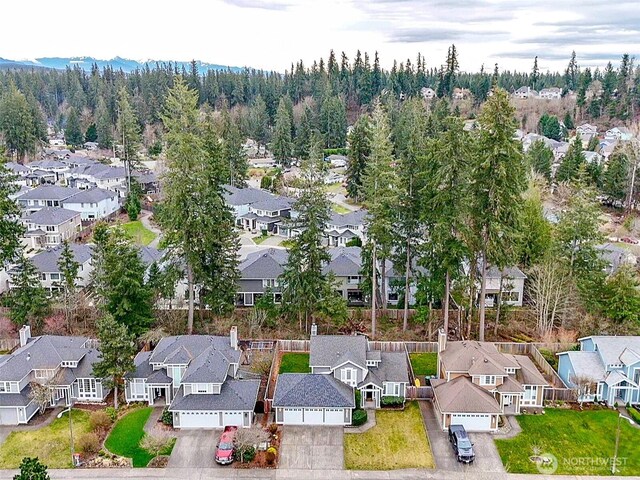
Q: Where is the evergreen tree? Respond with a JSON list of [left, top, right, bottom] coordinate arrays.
[[124, 178, 142, 221], [319, 95, 347, 148], [272, 98, 293, 165], [116, 87, 141, 189], [0, 157, 25, 264], [556, 135, 585, 183], [13, 457, 50, 480], [602, 152, 629, 204], [95, 98, 113, 149], [600, 265, 640, 328], [531, 56, 540, 90], [526, 140, 553, 181], [248, 95, 269, 145], [57, 241, 80, 331], [471, 87, 527, 341], [563, 112, 575, 131], [85, 123, 97, 143], [92, 314, 136, 409], [64, 107, 84, 146], [346, 114, 372, 201], [564, 51, 580, 92], [294, 106, 313, 161], [219, 110, 248, 187], [518, 180, 552, 267], [6, 256, 49, 331], [538, 113, 562, 141], [0, 85, 42, 160]]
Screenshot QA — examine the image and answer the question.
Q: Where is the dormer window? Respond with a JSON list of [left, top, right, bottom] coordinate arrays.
[[480, 375, 496, 386], [61, 361, 77, 368], [505, 367, 516, 374]]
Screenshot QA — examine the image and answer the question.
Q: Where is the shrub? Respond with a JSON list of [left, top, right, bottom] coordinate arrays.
[[105, 407, 118, 422], [538, 348, 557, 369], [354, 390, 362, 408], [140, 433, 172, 457], [381, 396, 405, 408], [629, 406, 640, 425], [266, 446, 277, 465], [352, 409, 367, 427], [160, 408, 173, 426], [89, 410, 113, 432], [236, 445, 256, 463], [78, 432, 101, 454], [268, 423, 278, 435]]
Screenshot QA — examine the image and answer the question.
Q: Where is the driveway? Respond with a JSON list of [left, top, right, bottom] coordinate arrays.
[[420, 401, 505, 473], [167, 430, 221, 468], [279, 426, 343, 470]]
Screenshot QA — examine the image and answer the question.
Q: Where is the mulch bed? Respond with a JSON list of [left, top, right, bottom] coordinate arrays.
[[234, 425, 282, 469]]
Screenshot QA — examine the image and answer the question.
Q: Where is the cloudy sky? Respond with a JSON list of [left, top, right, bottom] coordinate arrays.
[[2, 0, 638, 73]]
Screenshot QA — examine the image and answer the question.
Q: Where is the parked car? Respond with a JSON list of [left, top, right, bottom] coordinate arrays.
[[215, 426, 238, 465], [448, 424, 475, 463]]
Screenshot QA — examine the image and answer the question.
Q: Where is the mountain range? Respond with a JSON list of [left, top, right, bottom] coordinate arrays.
[[0, 56, 244, 74]]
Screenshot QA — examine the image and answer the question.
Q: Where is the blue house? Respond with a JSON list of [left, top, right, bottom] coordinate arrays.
[[557, 336, 640, 405]]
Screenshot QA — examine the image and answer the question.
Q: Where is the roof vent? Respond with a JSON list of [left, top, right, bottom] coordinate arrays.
[[26, 353, 31, 361]]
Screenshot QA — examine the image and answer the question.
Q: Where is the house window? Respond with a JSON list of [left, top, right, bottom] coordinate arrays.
[[41, 273, 47, 281], [480, 376, 496, 386], [505, 367, 516, 374], [347, 276, 360, 285], [262, 279, 279, 288], [78, 378, 97, 397], [523, 385, 536, 401], [274, 293, 282, 304], [46, 225, 55, 232], [194, 384, 209, 394], [342, 368, 357, 387], [50, 273, 60, 281], [0, 383, 6, 393], [244, 293, 254, 306], [60, 361, 77, 367], [387, 291, 399, 302], [131, 379, 146, 396]]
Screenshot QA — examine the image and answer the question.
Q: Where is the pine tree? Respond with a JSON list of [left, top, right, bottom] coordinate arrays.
[[57, 241, 80, 331], [7, 256, 49, 331], [95, 98, 113, 149], [563, 112, 575, 131], [531, 56, 540, 90], [346, 114, 372, 201], [602, 152, 629, 204], [0, 85, 42, 160], [0, 157, 24, 264], [294, 106, 313, 161], [14, 457, 50, 480], [272, 98, 293, 165], [220, 110, 248, 187], [124, 178, 142, 221], [65, 107, 84, 146], [564, 51, 580, 92], [556, 135, 585, 183], [320, 95, 347, 148], [539, 114, 562, 141], [526, 140, 553, 181], [116, 87, 141, 189], [92, 314, 136, 409], [248, 95, 270, 146]]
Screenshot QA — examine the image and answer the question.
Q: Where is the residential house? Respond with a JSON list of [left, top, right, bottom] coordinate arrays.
[[0, 326, 108, 425], [223, 186, 277, 226], [576, 123, 598, 147], [583, 151, 603, 165], [16, 185, 81, 214], [273, 332, 409, 425], [5, 162, 30, 186], [514, 86, 537, 99], [539, 87, 562, 99], [66, 164, 127, 195], [235, 248, 288, 306], [83, 142, 99, 150], [241, 197, 294, 233], [420, 87, 437, 99], [598, 139, 618, 162], [59, 156, 98, 169], [325, 209, 367, 247], [132, 170, 159, 194], [62, 187, 120, 221], [21, 207, 82, 249], [28, 160, 69, 183], [26, 244, 93, 293], [124, 328, 260, 429], [558, 336, 640, 405], [323, 247, 365, 305], [138, 246, 188, 308], [480, 266, 526, 307], [452, 88, 470, 100], [605, 127, 633, 142], [433, 332, 548, 432], [596, 243, 637, 274]]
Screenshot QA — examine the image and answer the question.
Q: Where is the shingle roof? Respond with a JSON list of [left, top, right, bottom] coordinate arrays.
[[126, 351, 154, 379], [360, 352, 409, 388], [580, 336, 640, 366], [322, 247, 362, 277], [250, 196, 294, 212], [5, 162, 30, 174], [138, 246, 164, 266], [440, 341, 518, 375], [180, 347, 231, 384], [23, 207, 80, 225], [328, 209, 367, 227], [30, 244, 92, 273], [309, 334, 367, 370], [239, 248, 288, 279], [17, 185, 81, 201], [64, 187, 117, 204], [511, 354, 547, 386], [223, 185, 275, 206], [485, 266, 527, 279], [559, 351, 606, 383], [29, 160, 68, 170], [149, 335, 240, 368], [170, 379, 260, 412], [273, 374, 355, 408], [432, 377, 502, 414]]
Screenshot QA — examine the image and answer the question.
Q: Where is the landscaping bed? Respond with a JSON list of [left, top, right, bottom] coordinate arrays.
[[344, 401, 434, 470], [495, 408, 640, 475], [234, 424, 282, 469], [409, 352, 438, 378], [278, 352, 309, 373]]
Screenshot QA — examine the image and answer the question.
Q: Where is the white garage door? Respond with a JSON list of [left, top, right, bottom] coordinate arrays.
[[222, 411, 244, 427], [283, 408, 304, 424], [178, 411, 219, 428], [303, 408, 324, 424], [450, 413, 492, 432], [324, 408, 345, 425]]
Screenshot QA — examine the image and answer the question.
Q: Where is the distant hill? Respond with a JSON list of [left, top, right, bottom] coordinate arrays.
[[0, 56, 245, 74]]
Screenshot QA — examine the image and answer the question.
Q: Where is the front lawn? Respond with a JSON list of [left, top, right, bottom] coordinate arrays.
[[105, 407, 172, 467], [410, 353, 438, 377], [279, 353, 309, 373], [344, 401, 435, 470], [331, 203, 351, 214], [495, 408, 640, 475], [0, 409, 91, 468], [121, 221, 156, 246]]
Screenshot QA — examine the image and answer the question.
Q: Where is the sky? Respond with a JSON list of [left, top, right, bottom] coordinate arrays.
[[2, 0, 639, 73]]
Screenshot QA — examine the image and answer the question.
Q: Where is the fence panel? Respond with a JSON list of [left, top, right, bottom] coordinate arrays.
[[544, 388, 575, 402], [0, 339, 18, 352], [406, 386, 433, 400], [277, 339, 310, 352]]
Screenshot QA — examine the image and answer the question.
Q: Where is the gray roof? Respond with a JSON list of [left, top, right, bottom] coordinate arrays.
[[138, 246, 164, 266], [30, 244, 92, 273], [580, 336, 640, 366], [323, 247, 362, 277], [239, 248, 288, 279], [596, 243, 635, 274], [250, 196, 294, 212], [5, 162, 30, 174], [0, 386, 33, 407], [29, 160, 68, 170], [360, 352, 409, 388], [485, 265, 527, 280], [64, 187, 117, 204], [60, 156, 98, 167], [328, 209, 367, 227], [273, 374, 355, 408], [440, 341, 518, 376], [17, 185, 81, 201], [223, 185, 275, 206], [69, 164, 126, 180], [170, 379, 260, 412], [180, 348, 232, 384], [432, 377, 502, 414], [149, 335, 240, 366], [126, 351, 154, 379], [559, 351, 606, 383], [510, 354, 547, 386], [309, 335, 368, 370], [23, 207, 80, 225]]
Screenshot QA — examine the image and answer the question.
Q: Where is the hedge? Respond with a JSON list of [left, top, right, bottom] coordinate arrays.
[[352, 409, 368, 427], [381, 396, 405, 407], [629, 406, 640, 425]]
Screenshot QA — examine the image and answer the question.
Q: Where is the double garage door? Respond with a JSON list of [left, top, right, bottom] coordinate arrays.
[[450, 413, 493, 432], [178, 410, 246, 428], [282, 407, 345, 425]]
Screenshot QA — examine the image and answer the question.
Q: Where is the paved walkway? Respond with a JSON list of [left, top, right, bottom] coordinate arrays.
[[344, 409, 376, 434], [143, 407, 165, 435], [140, 210, 162, 249]]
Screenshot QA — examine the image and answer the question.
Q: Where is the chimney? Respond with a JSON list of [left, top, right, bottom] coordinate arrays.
[[311, 323, 318, 337], [230, 326, 238, 351], [437, 329, 447, 353], [19, 325, 31, 348]]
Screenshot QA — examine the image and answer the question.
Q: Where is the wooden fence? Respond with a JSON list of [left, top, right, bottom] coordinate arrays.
[[0, 338, 18, 352], [544, 388, 576, 402], [406, 386, 433, 400], [496, 342, 569, 390], [277, 339, 310, 352]]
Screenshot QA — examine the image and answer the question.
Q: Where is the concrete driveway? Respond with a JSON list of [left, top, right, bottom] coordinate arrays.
[[167, 430, 221, 468], [279, 426, 343, 470], [420, 402, 505, 473]]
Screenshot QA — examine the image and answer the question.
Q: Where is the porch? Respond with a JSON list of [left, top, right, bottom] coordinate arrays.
[[148, 383, 172, 406], [359, 384, 382, 409]]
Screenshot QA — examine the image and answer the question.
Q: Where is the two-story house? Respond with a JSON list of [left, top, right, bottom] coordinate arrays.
[[557, 336, 640, 405], [605, 127, 633, 142], [433, 332, 548, 432], [16, 185, 81, 214], [325, 209, 367, 247], [514, 86, 537, 99], [323, 247, 365, 305], [21, 207, 82, 249], [124, 328, 260, 429], [235, 248, 288, 307], [481, 266, 527, 307], [240, 197, 294, 233], [28, 160, 69, 183], [223, 185, 279, 226], [62, 187, 120, 221], [539, 87, 562, 99], [273, 331, 409, 425], [66, 164, 127, 195], [0, 326, 108, 425], [24, 244, 93, 293]]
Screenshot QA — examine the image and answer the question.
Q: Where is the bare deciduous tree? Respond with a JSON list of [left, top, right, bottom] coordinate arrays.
[[528, 260, 576, 338], [140, 432, 172, 457], [571, 374, 598, 406], [234, 427, 270, 462]]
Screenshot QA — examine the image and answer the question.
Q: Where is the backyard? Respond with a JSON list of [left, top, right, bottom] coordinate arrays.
[[410, 352, 438, 378], [344, 401, 435, 470], [0, 409, 91, 468], [121, 220, 157, 246], [495, 408, 640, 475], [279, 352, 310, 373]]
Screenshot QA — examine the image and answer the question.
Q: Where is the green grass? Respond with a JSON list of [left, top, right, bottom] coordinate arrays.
[[279, 353, 310, 373], [495, 408, 640, 475], [120, 221, 157, 246], [105, 407, 167, 467], [326, 182, 346, 194], [253, 234, 270, 245], [410, 353, 438, 377], [0, 409, 91, 468], [331, 203, 351, 214], [344, 402, 434, 470]]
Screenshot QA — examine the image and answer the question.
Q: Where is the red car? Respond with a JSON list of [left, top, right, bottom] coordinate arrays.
[[215, 426, 238, 465]]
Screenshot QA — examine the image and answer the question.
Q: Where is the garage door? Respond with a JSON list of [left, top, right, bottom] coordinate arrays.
[[178, 411, 219, 428], [222, 411, 244, 427], [450, 413, 492, 432], [303, 408, 324, 424], [324, 408, 345, 425], [283, 408, 304, 424], [0, 408, 18, 425]]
